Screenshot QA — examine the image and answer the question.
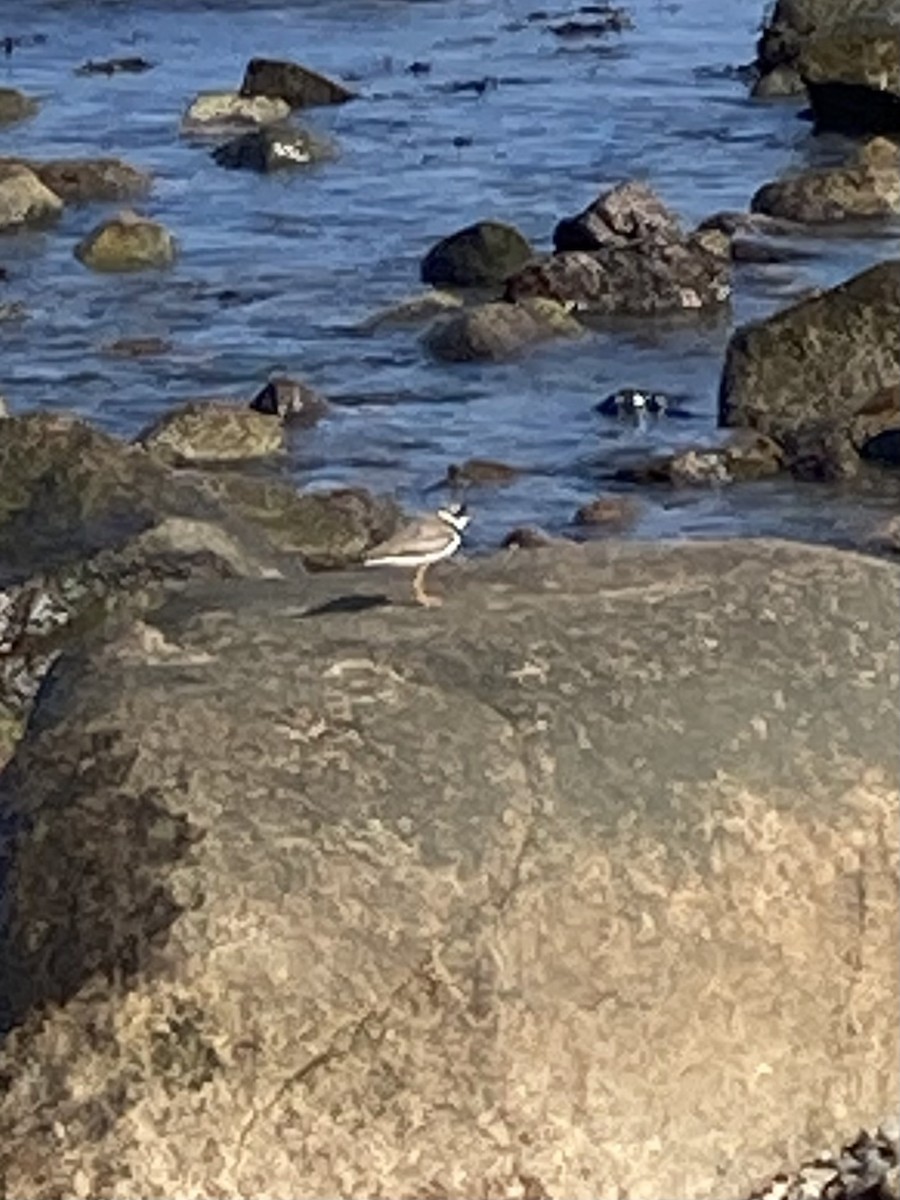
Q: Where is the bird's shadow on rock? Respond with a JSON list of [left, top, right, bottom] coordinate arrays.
[[297, 593, 393, 618]]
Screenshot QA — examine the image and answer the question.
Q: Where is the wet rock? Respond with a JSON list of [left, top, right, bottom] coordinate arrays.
[[0, 302, 26, 322], [421, 220, 534, 288], [505, 232, 731, 315], [697, 210, 801, 238], [361, 290, 463, 330], [752, 0, 900, 98], [101, 336, 172, 358], [27, 157, 151, 204], [573, 494, 640, 527], [0, 539, 896, 1199], [194, 476, 400, 567], [0, 163, 63, 230], [136, 401, 286, 465], [751, 138, 900, 223], [779, 421, 861, 480], [422, 297, 582, 361], [753, 63, 806, 96], [248, 376, 329, 425], [240, 56, 355, 109], [445, 458, 521, 486], [211, 125, 329, 172], [719, 260, 900, 444], [553, 180, 683, 253], [548, 7, 633, 37], [501, 524, 561, 548], [0, 87, 38, 125], [74, 210, 177, 272], [616, 432, 785, 485], [180, 91, 290, 137], [75, 56, 153, 76]]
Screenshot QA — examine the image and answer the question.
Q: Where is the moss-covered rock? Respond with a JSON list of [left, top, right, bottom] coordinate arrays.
[[421, 220, 534, 288], [74, 210, 177, 272]]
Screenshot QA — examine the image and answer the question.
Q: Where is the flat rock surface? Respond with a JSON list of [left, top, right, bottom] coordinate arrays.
[[0, 539, 897, 1199]]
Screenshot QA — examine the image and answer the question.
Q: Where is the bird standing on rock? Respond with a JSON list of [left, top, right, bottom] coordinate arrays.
[[364, 504, 470, 607]]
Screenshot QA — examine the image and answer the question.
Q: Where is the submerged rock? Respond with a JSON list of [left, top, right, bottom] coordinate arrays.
[[180, 91, 290, 136], [0, 87, 38, 125], [136, 401, 286, 464], [31, 157, 151, 203], [361, 290, 464, 330], [240, 56, 355, 108], [573, 494, 641, 527], [211, 126, 330, 172], [74, 210, 177, 272], [444, 458, 521, 486], [421, 220, 534, 288], [751, 138, 900, 222], [422, 297, 581, 361], [0, 163, 63, 230], [0, 539, 896, 1198], [616, 432, 785, 484], [719, 259, 900, 444]]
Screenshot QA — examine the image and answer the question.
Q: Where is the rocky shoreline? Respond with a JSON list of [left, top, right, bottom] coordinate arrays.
[[1, 1, 899, 1196]]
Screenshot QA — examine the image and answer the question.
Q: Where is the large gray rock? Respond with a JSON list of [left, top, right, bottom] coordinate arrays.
[[750, 137, 900, 222], [753, 0, 900, 96], [422, 297, 582, 361], [505, 232, 731, 315], [0, 539, 897, 1200], [553, 180, 683, 252], [719, 259, 900, 442]]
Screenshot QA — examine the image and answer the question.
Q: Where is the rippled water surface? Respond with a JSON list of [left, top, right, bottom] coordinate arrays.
[[3, 0, 900, 550]]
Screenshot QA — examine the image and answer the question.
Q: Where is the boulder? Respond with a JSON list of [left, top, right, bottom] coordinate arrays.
[[718, 259, 900, 443], [422, 297, 582, 361], [750, 138, 900, 222], [0, 87, 38, 125], [0, 539, 896, 1199], [796, 30, 900, 135], [211, 126, 329, 172], [614, 432, 785, 485], [0, 163, 63, 230], [553, 180, 683, 252], [505, 233, 731, 315], [239, 56, 354, 108], [361, 290, 464, 331], [752, 0, 900, 97], [444, 458, 521, 486], [136, 401, 286, 464], [248, 376, 329, 424], [74, 211, 177, 272], [180, 91, 291, 136], [573, 494, 641, 527], [28, 157, 152, 203], [421, 220, 534, 288]]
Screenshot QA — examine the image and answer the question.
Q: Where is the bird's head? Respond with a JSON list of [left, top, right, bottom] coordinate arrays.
[[437, 503, 471, 532]]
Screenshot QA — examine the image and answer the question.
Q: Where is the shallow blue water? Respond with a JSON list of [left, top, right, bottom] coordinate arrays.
[[3, 0, 900, 551]]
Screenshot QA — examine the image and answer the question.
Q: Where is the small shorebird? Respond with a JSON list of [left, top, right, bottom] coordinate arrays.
[[364, 503, 470, 607]]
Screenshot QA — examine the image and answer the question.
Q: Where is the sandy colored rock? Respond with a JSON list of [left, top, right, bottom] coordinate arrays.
[[0, 163, 63, 230], [0, 538, 897, 1199], [0, 87, 38, 125], [422, 297, 582, 361], [0, 156, 152, 203], [719, 259, 900, 442], [136, 401, 285, 464], [361, 290, 464, 331], [751, 139, 900, 222], [74, 210, 177, 272], [180, 91, 290, 137]]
